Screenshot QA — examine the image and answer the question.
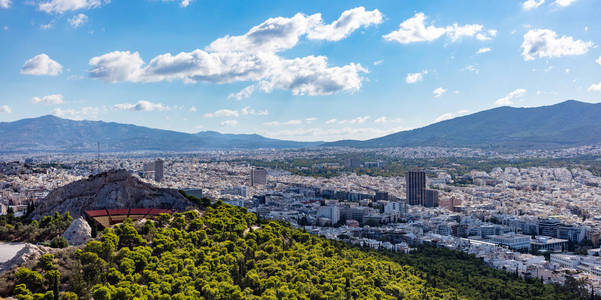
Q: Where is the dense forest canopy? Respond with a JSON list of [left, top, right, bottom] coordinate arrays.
[[1, 202, 583, 299]]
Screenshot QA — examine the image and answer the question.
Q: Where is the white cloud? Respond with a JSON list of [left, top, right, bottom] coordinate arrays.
[[338, 116, 370, 124], [204, 109, 239, 118], [457, 109, 469, 115], [383, 12, 496, 44], [228, 85, 255, 100], [433, 87, 447, 98], [88, 7, 379, 96], [220, 119, 238, 127], [189, 106, 197, 112], [434, 113, 453, 122], [555, 0, 577, 7], [476, 47, 491, 54], [21, 54, 63, 76], [263, 119, 302, 126], [32, 94, 64, 105], [325, 118, 337, 124], [39, 0, 108, 14], [162, 0, 192, 7], [262, 126, 407, 142], [495, 88, 527, 106], [373, 60, 383, 66], [241, 106, 268, 116], [588, 82, 601, 92], [68, 13, 88, 28], [113, 100, 169, 112], [596, 56, 601, 66], [0, 0, 11, 9], [88, 51, 144, 82], [405, 70, 427, 83], [306, 6, 382, 41], [463, 65, 480, 74], [52, 106, 99, 120], [523, 0, 545, 10], [521, 29, 593, 61], [374, 116, 401, 124], [0, 105, 10, 113], [305, 117, 317, 122]]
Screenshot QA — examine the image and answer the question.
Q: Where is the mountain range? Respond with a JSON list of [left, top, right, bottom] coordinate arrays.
[[324, 100, 601, 150], [0, 100, 600, 152], [0, 115, 320, 152]]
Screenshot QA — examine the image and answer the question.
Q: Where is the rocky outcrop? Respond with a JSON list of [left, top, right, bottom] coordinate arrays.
[[31, 169, 193, 220], [63, 217, 92, 246], [0, 244, 51, 274]]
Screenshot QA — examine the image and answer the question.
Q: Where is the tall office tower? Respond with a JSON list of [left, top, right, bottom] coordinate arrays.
[[250, 167, 267, 186], [154, 159, 164, 182], [406, 170, 426, 206], [424, 189, 439, 208]]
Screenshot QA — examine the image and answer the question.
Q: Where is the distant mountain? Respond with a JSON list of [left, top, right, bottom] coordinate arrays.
[[0, 115, 319, 152], [323, 100, 601, 150]]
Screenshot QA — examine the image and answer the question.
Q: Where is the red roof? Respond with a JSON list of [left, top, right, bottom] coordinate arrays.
[[85, 209, 109, 217], [107, 209, 130, 216], [129, 208, 151, 215]]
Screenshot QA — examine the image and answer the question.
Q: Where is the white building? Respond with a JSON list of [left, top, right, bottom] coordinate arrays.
[[489, 233, 531, 250], [318, 206, 340, 225]]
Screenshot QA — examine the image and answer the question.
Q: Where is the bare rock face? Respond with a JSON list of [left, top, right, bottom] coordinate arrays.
[[0, 244, 51, 274], [63, 217, 92, 246], [31, 169, 193, 220]]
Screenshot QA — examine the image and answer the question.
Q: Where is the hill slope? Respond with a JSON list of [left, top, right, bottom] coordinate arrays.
[[324, 100, 601, 150], [0, 115, 318, 152], [1, 203, 579, 299]]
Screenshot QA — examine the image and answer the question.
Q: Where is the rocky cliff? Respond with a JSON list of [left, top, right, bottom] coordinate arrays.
[[31, 169, 193, 219]]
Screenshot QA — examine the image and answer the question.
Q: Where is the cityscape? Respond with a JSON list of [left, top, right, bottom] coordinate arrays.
[[2, 0, 601, 299]]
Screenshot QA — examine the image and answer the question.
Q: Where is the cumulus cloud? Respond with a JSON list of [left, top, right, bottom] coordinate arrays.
[[523, 0, 545, 10], [162, 0, 192, 7], [495, 88, 527, 106], [52, 106, 99, 120], [383, 12, 496, 44], [39, 0, 108, 14], [204, 109, 239, 118], [88, 7, 380, 96], [306, 6, 382, 41], [189, 106, 197, 112], [263, 119, 302, 126], [327, 116, 370, 125], [521, 29, 593, 61], [0, 0, 11, 9], [261, 126, 406, 142], [241, 106, 268, 116], [228, 85, 255, 100], [476, 47, 491, 54], [374, 116, 401, 124], [555, 0, 577, 7], [21, 54, 63, 76], [596, 56, 601, 66], [113, 100, 169, 111], [220, 119, 238, 127], [32, 94, 64, 105], [433, 87, 447, 98], [589, 82, 601, 92], [405, 70, 427, 83], [434, 113, 454, 122], [68, 13, 88, 28], [0, 105, 11, 113]]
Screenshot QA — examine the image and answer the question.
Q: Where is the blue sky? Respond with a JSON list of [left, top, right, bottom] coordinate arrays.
[[1, 0, 600, 141]]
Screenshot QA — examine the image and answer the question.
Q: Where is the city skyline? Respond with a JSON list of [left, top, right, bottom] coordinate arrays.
[[1, 0, 601, 141]]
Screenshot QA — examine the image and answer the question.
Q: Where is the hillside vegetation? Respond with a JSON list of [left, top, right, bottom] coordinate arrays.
[[3, 203, 580, 299]]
